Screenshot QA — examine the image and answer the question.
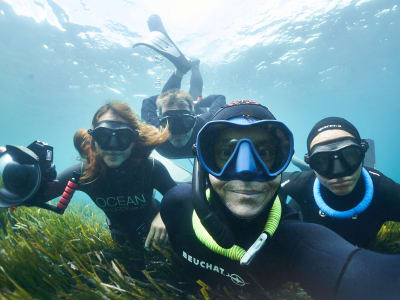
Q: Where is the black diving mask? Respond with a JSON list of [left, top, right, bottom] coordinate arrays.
[[88, 121, 139, 151], [305, 137, 368, 179], [159, 110, 196, 135]]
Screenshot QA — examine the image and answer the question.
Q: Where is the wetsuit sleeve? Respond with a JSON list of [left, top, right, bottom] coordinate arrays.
[[141, 95, 160, 127], [152, 159, 177, 195], [280, 171, 312, 207], [377, 171, 400, 221], [277, 221, 400, 300], [281, 171, 304, 195], [195, 95, 226, 116], [162, 73, 183, 92], [32, 164, 82, 203], [160, 183, 190, 233], [337, 249, 400, 300]]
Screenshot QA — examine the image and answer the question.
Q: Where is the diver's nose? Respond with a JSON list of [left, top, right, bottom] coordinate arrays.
[[234, 142, 260, 181], [331, 155, 346, 176], [108, 134, 120, 150]]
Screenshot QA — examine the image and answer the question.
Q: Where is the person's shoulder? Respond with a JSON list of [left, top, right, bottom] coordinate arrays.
[[145, 157, 171, 177], [365, 167, 400, 198], [161, 183, 193, 220], [151, 157, 167, 170], [363, 167, 390, 189], [161, 183, 192, 207], [281, 170, 314, 189], [281, 202, 301, 221], [364, 167, 385, 179], [203, 94, 225, 99], [195, 115, 207, 126]]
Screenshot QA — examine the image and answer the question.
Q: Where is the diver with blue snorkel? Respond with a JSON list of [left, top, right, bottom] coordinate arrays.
[[160, 101, 400, 299], [281, 117, 400, 248]]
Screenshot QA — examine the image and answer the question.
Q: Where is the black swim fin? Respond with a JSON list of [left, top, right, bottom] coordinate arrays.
[[147, 14, 172, 40], [133, 14, 191, 74]]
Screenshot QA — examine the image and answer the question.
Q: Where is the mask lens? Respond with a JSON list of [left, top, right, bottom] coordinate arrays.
[[116, 129, 136, 149], [264, 123, 291, 173], [181, 115, 196, 131], [161, 115, 195, 135], [309, 152, 331, 175], [342, 146, 362, 168], [198, 120, 293, 177], [92, 127, 112, 148], [92, 127, 137, 151], [214, 139, 238, 171], [309, 144, 363, 178]]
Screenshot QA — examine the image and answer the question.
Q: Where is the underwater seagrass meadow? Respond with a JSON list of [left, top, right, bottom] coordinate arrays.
[[0, 203, 399, 299], [0, 0, 399, 299]]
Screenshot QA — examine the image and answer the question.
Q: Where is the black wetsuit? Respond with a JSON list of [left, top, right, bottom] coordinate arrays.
[[141, 94, 225, 159], [160, 183, 400, 300], [40, 158, 176, 244], [141, 71, 226, 159], [281, 168, 400, 247]]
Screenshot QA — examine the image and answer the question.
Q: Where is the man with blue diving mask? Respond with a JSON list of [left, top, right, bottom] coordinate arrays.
[[281, 117, 400, 248], [160, 101, 400, 299]]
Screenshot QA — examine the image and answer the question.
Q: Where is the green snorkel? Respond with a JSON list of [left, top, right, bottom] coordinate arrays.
[[192, 189, 282, 265], [191, 101, 293, 266]]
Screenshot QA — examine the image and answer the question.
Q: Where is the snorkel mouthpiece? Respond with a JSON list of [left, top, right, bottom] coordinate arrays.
[[240, 232, 269, 265]]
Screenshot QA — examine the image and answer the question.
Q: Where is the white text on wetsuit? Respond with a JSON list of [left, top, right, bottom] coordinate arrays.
[[182, 251, 247, 286], [94, 194, 147, 211]]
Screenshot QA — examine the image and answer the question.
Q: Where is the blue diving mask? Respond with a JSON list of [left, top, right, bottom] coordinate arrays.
[[196, 117, 294, 182]]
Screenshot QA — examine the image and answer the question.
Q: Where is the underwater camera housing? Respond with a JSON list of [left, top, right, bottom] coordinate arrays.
[[0, 141, 56, 208], [26, 140, 57, 182]]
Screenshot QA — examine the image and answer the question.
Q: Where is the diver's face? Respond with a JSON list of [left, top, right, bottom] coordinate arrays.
[[208, 126, 281, 218], [95, 111, 134, 168], [209, 174, 281, 218], [310, 130, 362, 196], [161, 103, 194, 147]]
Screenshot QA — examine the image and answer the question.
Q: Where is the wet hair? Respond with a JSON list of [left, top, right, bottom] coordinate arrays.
[[77, 101, 169, 183], [156, 89, 194, 115], [73, 129, 90, 160]]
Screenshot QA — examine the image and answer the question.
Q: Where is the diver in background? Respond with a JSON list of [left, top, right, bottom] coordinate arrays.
[[160, 101, 400, 299], [135, 14, 204, 104], [136, 15, 226, 159], [281, 117, 400, 248], [147, 88, 225, 159]]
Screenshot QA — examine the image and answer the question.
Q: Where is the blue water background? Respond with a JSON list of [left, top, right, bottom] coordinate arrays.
[[0, 0, 399, 198]]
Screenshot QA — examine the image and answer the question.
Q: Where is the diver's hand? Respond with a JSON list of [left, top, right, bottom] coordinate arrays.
[[0, 146, 5, 153], [144, 212, 169, 249]]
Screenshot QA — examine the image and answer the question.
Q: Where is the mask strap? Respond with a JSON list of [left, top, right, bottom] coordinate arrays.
[[192, 189, 282, 265]]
